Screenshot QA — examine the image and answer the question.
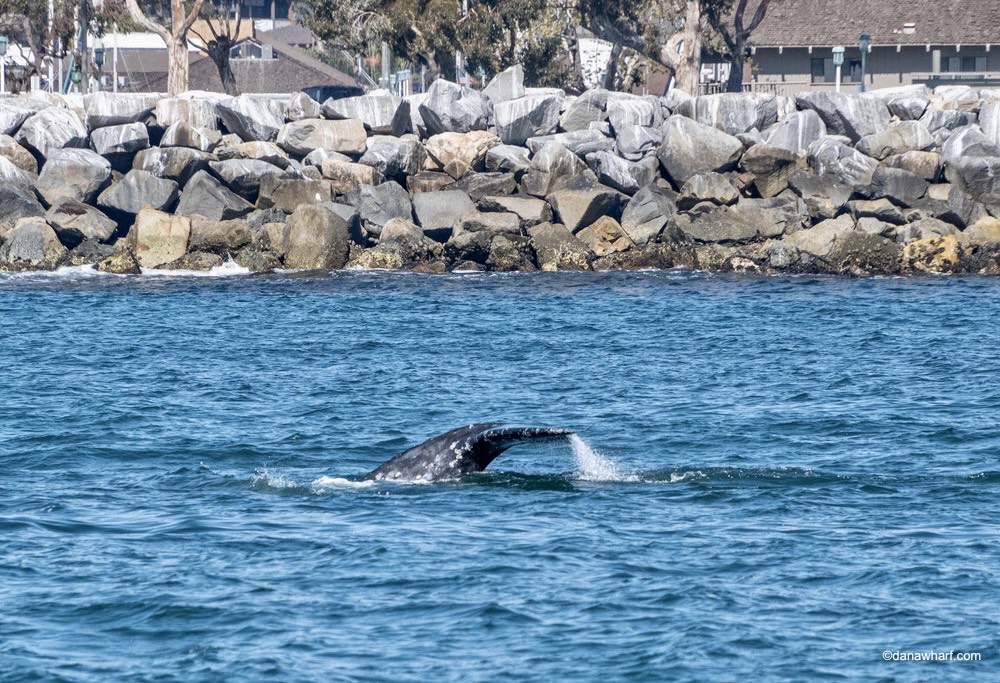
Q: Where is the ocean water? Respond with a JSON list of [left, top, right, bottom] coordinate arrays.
[[1, 268, 998, 681]]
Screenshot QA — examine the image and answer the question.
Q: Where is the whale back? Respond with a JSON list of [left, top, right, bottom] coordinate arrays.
[[362, 423, 573, 482]]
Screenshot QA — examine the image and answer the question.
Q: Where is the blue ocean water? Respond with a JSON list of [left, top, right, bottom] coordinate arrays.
[[1, 268, 998, 681]]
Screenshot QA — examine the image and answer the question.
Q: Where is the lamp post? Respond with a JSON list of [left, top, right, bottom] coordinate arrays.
[[0, 36, 8, 95], [832, 46, 845, 93], [93, 38, 105, 92], [858, 33, 871, 92]]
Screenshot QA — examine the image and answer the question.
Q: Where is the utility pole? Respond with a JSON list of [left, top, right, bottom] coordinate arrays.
[[80, 0, 89, 94], [48, 0, 55, 91], [455, 0, 468, 85]]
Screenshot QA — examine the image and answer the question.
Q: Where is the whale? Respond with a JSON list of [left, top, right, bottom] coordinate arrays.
[[362, 423, 574, 482]]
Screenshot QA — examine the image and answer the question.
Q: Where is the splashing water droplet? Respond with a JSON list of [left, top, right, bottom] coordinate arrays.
[[568, 434, 633, 481]]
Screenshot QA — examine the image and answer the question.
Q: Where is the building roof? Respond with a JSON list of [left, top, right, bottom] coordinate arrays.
[[258, 23, 318, 47], [753, 0, 1000, 48]]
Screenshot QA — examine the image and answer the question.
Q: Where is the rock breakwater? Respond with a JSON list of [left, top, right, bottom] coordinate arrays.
[[3, 72, 1000, 276]]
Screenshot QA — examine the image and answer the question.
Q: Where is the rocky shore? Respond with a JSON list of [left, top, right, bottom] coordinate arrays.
[[2, 66, 1000, 276]]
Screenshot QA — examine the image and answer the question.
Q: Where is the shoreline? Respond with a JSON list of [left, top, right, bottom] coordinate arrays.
[[2, 73, 1000, 278]]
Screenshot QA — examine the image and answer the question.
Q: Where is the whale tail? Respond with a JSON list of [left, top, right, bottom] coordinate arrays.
[[362, 423, 574, 482]]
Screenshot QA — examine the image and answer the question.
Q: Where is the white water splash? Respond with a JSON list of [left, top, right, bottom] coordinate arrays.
[[312, 476, 374, 490], [142, 258, 251, 278], [249, 468, 300, 490], [568, 434, 637, 482]]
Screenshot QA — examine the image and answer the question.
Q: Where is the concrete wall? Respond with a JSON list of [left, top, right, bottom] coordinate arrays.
[[751, 46, 999, 95]]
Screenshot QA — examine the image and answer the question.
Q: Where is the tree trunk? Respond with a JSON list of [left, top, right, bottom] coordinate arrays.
[[602, 42, 623, 91], [167, 35, 189, 96], [725, 38, 748, 93], [659, 0, 702, 95]]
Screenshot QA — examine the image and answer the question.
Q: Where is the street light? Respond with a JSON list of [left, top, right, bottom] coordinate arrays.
[[0, 35, 8, 95], [832, 46, 845, 93], [94, 37, 105, 91], [858, 33, 871, 93]]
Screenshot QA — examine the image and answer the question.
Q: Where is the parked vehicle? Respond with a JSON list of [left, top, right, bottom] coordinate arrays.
[[301, 84, 364, 103]]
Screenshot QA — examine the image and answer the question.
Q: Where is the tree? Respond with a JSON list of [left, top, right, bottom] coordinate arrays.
[[704, 0, 771, 92], [124, 0, 204, 95], [0, 0, 82, 91], [190, 0, 242, 96]]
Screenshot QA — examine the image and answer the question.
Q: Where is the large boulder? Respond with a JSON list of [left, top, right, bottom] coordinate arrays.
[[35, 148, 112, 207], [677, 173, 739, 210], [620, 185, 676, 246], [0, 155, 36, 192], [127, 208, 191, 268], [83, 92, 157, 129], [485, 144, 531, 174], [217, 95, 285, 141], [418, 79, 492, 135], [764, 109, 827, 153], [160, 121, 221, 152], [980, 100, 1000, 145], [478, 195, 552, 226], [864, 166, 929, 207], [795, 92, 890, 141], [546, 185, 624, 233], [740, 144, 804, 198], [359, 136, 426, 180], [133, 147, 213, 184], [788, 170, 855, 221], [15, 108, 88, 159], [882, 150, 942, 181], [855, 121, 934, 160], [0, 186, 46, 239], [222, 140, 292, 168], [527, 222, 593, 270], [780, 214, 856, 258], [322, 89, 410, 136], [494, 96, 561, 145], [677, 92, 778, 135], [807, 138, 879, 187], [0, 97, 48, 136], [156, 96, 220, 129], [256, 176, 334, 213], [585, 152, 658, 195], [208, 158, 290, 201], [941, 126, 1000, 167], [46, 201, 118, 246], [175, 170, 254, 220], [285, 92, 322, 121], [657, 115, 743, 186], [947, 156, 1000, 204], [575, 216, 634, 256], [606, 97, 661, 134], [345, 181, 412, 236], [521, 141, 594, 197], [276, 118, 368, 156], [321, 158, 382, 193], [423, 130, 501, 178], [525, 128, 613, 156], [0, 134, 38, 173], [616, 126, 662, 161], [187, 216, 253, 254], [353, 217, 443, 270], [921, 108, 977, 134], [482, 65, 526, 104], [90, 122, 150, 157], [452, 172, 516, 200], [559, 89, 608, 132], [0, 219, 67, 270], [677, 205, 780, 244], [97, 170, 180, 216], [453, 211, 522, 238], [283, 203, 352, 269], [412, 190, 477, 241]]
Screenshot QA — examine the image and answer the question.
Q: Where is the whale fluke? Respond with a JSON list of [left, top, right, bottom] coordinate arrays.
[[362, 423, 574, 482]]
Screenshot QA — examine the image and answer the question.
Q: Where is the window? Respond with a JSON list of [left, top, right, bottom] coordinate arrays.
[[849, 60, 862, 82], [946, 55, 988, 72], [811, 58, 826, 83]]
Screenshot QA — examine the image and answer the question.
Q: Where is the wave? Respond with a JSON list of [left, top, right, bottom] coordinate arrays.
[[141, 258, 250, 278]]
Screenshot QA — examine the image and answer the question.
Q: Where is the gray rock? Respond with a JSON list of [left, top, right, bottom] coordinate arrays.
[[731, 195, 806, 237], [217, 95, 285, 142], [176, 170, 254, 220], [0, 134, 38, 173], [0, 98, 47, 136], [677, 92, 778, 135], [526, 128, 613, 156], [882, 151, 942, 181], [359, 136, 426, 179], [521, 141, 595, 197], [795, 92, 890, 141], [35, 148, 112, 206], [678, 205, 778, 244], [485, 144, 531, 174], [486, 233, 536, 271], [46, 201, 118, 245], [896, 217, 958, 243], [302, 148, 352, 168], [478, 195, 552, 226], [855, 121, 934, 160], [941, 125, 1000, 166], [948, 156, 1000, 204], [91, 122, 150, 156], [322, 89, 410, 136], [807, 137, 879, 187], [980, 100, 1000, 146], [423, 130, 501, 178], [546, 185, 625, 233], [657, 115, 744, 185], [285, 92, 322, 121], [282, 203, 351, 269], [133, 147, 214, 184], [83, 92, 157, 129], [256, 176, 334, 213], [764, 109, 827, 153], [412, 190, 477, 241], [156, 96, 220, 129], [921, 108, 977, 134], [677, 173, 739, 210], [418, 79, 492, 135], [354, 217, 443, 269], [616, 126, 662, 161], [482, 65, 525, 104], [788, 169, 854, 221], [320, 158, 382, 193], [527, 222, 593, 270], [408, 171, 454, 194], [781, 214, 856, 258], [188, 215, 253, 254], [452, 172, 517, 200], [559, 89, 608, 132], [887, 95, 930, 121], [848, 198, 907, 225], [620, 185, 676, 246], [494, 96, 561, 145], [221, 141, 292, 169], [0, 186, 48, 239], [276, 118, 368, 156], [209, 158, 291, 200], [585, 152, 658, 195], [0, 155, 36, 192], [160, 121, 220, 152], [740, 144, 804, 198], [65, 238, 116, 266], [344, 181, 412, 236], [97, 170, 179, 216], [15, 108, 88, 159], [454, 211, 522, 237], [0, 219, 67, 270], [606, 98, 660, 134], [864, 166, 929, 207]]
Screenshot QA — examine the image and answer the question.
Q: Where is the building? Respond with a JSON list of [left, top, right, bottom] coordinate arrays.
[[749, 0, 1000, 95]]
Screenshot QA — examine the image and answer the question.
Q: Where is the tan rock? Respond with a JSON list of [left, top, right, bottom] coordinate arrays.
[[423, 131, 501, 179], [320, 158, 382, 194], [127, 208, 191, 268], [576, 216, 635, 256], [901, 234, 960, 273]]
